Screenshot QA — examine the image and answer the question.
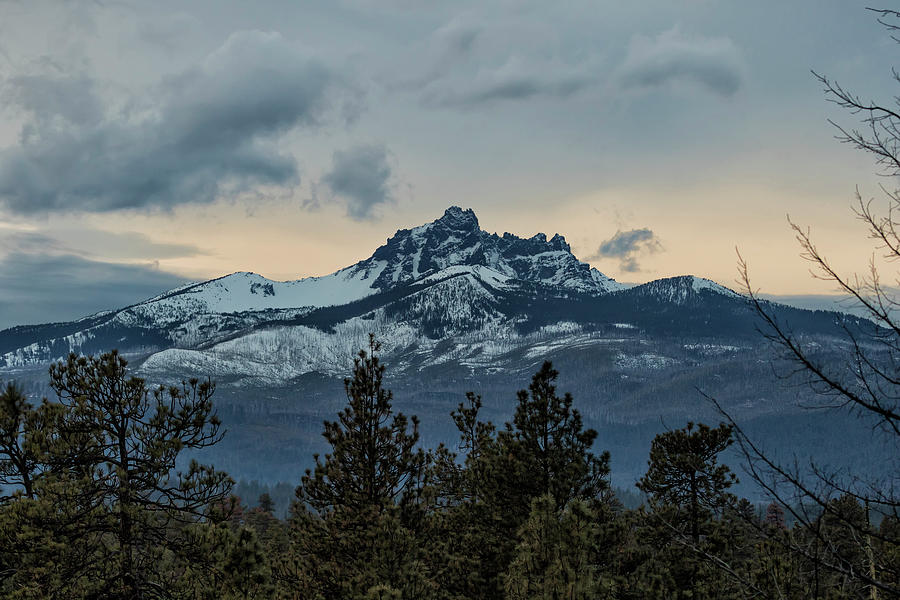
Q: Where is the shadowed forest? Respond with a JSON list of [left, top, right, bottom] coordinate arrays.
[[0, 329, 898, 599]]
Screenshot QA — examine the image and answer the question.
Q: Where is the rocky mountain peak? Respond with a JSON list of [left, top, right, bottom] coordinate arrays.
[[436, 206, 479, 232], [549, 233, 570, 252], [353, 207, 621, 294]]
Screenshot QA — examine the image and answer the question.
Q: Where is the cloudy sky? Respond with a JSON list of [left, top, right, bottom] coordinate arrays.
[[0, 0, 894, 328]]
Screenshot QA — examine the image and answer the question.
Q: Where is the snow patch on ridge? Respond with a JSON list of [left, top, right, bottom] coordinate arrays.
[[141, 314, 422, 381], [690, 276, 740, 298], [163, 264, 389, 315], [419, 265, 513, 290]]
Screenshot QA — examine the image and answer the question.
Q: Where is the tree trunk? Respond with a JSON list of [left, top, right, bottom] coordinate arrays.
[[690, 470, 699, 545], [118, 425, 136, 598]]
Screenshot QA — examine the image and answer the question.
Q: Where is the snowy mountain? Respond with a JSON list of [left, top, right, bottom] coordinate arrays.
[[0, 207, 875, 485], [357, 206, 622, 294], [0, 206, 626, 370]]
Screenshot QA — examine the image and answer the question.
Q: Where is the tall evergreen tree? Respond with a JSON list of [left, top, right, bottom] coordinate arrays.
[[297, 335, 425, 515], [633, 422, 737, 600], [502, 361, 611, 512], [0, 382, 41, 500], [638, 422, 736, 545], [258, 492, 275, 514], [424, 392, 505, 600], [504, 494, 616, 600], [0, 352, 233, 598], [430, 362, 612, 600], [49, 351, 232, 598], [291, 335, 432, 599]]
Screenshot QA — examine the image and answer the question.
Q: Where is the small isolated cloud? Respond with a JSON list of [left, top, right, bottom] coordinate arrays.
[[321, 144, 395, 220], [619, 27, 742, 97], [0, 30, 359, 215], [0, 252, 187, 329], [591, 228, 662, 273]]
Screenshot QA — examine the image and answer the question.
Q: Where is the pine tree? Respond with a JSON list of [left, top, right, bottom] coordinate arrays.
[[504, 494, 615, 600], [0, 382, 41, 500], [291, 335, 432, 599], [297, 335, 425, 516], [634, 422, 737, 600], [637, 421, 736, 545], [765, 502, 787, 530], [258, 492, 275, 514], [431, 362, 612, 600], [0, 352, 234, 598], [748, 534, 805, 600], [812, 494, 870, 597], [506, 362, 610, 510]]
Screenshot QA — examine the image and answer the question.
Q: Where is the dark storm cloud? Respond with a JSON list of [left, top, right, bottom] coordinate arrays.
[[321, 144, 395, 221], [0, 31, 358, 215], [619, 28, 743, 97], [0, 252, 187, 329], [591, 228, 662, 273]]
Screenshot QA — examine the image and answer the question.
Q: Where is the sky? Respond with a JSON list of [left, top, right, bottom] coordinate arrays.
[[0, 0, 896, 328]]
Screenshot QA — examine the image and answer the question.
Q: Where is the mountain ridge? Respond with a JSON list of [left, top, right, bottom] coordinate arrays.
[[0, 207, 854, 373], [0, 206, 880, 486], [0, 205, 629, 367]]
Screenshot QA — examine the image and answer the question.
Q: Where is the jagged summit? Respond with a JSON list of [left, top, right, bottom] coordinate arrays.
[[0, 206, 766, 372], [436, 205, 479, 231], [355, 206, 621, 294], [0, 208, 868, 493]]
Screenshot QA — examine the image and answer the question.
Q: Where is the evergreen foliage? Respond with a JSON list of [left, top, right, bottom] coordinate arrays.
[[297, 334, 425, 515], [421, 360, 614, 600], [290, 334, 432, 599], [0, 382, 43, 500], [504, 494, 616, 600], [504, 361, 611, 511], [0, 351, 234, 598], [0, 341, 895, 599], [637, 421, 736, 544]]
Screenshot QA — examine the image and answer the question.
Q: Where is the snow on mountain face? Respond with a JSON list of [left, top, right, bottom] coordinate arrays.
[[349, 206, 624, 294], [133, 266, 389, 321], [3, 207, 768, 377], [629, 275, 740, 305], [139, 275, 512, 383], [133, 206, 618, 324], [0, 207, 624, 369]]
